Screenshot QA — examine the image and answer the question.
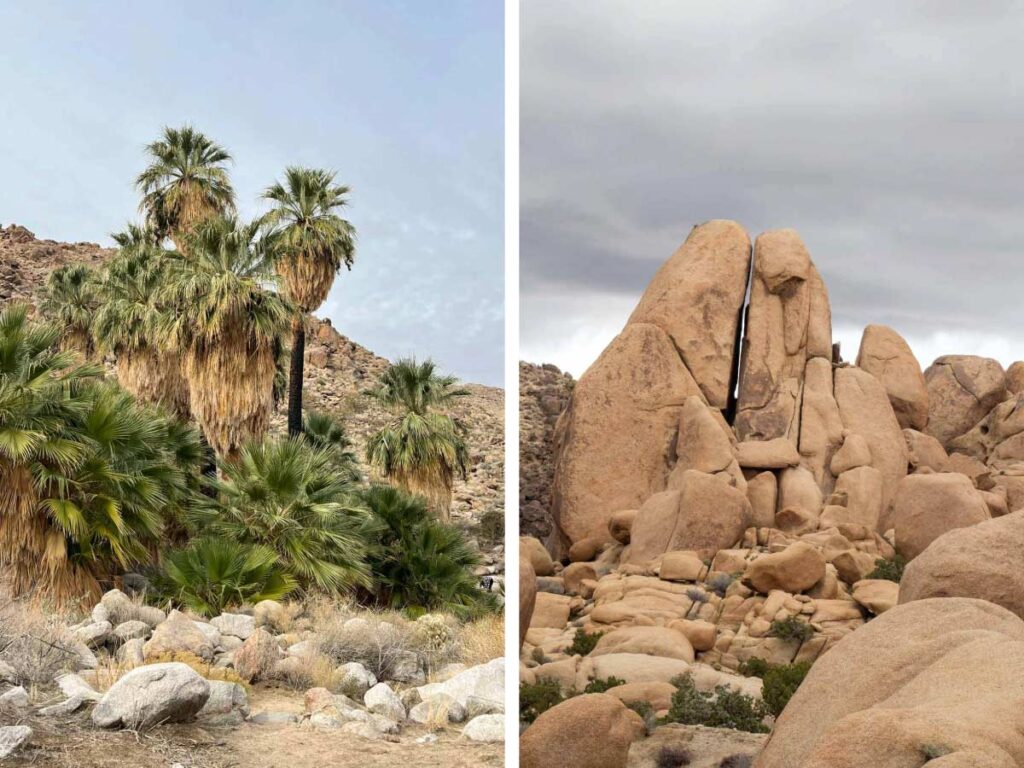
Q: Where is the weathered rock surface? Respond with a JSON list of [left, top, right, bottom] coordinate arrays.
[[520, 693, 646, 768], [754, 598, 1024, 768], [520, 556, 537, 650], [856, 324, 929, 430], [900, 510, 1024, 619], [92, 662, 210, 729], [924, 355, 1006, 448], [884, 472, 990, 560]]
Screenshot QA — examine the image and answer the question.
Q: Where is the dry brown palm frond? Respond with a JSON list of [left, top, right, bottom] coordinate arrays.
[[116, 346, 191, 420], [276, 249, 338, 311], [184, 334, 276, 460]]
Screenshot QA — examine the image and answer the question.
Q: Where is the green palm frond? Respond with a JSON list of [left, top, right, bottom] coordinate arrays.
[[38, 264, 101, 356]]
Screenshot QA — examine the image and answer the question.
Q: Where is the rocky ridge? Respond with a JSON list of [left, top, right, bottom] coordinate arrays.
[[519, 219, 1024, 767]]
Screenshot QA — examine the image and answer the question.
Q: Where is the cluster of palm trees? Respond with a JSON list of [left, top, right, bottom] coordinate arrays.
[[0, 126, 483, 615]]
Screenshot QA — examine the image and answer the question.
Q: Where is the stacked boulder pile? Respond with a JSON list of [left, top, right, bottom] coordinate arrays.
[[519, 220, 1024, 767], [0, 590, 503, 759]]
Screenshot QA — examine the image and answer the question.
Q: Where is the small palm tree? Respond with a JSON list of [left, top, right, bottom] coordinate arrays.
[[189, 438, 370, 594], [302, 410, 360, 480], [38, 264, 100, 358], [93, 224, 190, 418], [0, 305, 202, 604], [157, 216, 292, 460], [361, 484, 494, 617], [157, 538, 297, 617], [261, 167, 356, 436], [136, 126, 236, 249], [364, 359, 470, 520]]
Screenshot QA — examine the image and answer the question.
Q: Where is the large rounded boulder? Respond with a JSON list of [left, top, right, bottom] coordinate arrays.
[[883, 472, 990, 560], [855, 324, 929, 431], [520, 693, 646, 768], [900, 510, 1024, 620], [92, 662, 210, 729], [754, 598, 1024, 768], [924, 355, 1006, 448]]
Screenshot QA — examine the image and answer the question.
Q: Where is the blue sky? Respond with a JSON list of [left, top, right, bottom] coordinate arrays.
[[0, 1, 504, 386]]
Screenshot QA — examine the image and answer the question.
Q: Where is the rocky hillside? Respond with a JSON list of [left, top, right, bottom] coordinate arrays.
[[519, 220, 1024, 767], [0, 223, 504, 560], [519, 362, 574, 541]]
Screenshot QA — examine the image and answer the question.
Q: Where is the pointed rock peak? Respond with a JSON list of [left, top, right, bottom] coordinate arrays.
[[753, 229, 811, 294]]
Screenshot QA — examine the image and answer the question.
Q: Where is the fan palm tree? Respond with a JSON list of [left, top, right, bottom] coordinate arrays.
[[38, 264, 100, 358], [189, 438, 370, 594], [302, 410, 360, 480], [0, 305, 202, 604], [261, 167, 355, 436], [364, 358, 470, 520], [136, 126, 236, 249], [93, 224, 190, 418], [361, 484, 494, 617], [157, 216, 292, 460]]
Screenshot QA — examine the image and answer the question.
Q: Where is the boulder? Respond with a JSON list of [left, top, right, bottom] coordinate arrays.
[[883, 472, 990, 560], [608, 510, 637, 545], [1007, 361, 1024, 395], [99, 589, 136, 625], [658, 551, 705, 582], [364, 683, 405, 721], [197, 680, 249, 722], [550, 322, 706, 554], [736, 438, 801, 469], [112, 620, 150, 643], [211, 613, 256, 640], [856, 324, 929, 430], [899, 510, 1024, 620], [253, 599, 289, 632], [903, 429, 948, 472], [143, 610, 214, 662], [851, 579, 899, 615], [568, 537, 605, 563], [924, 355, 1006, 448], [627, 471, 751, 564], [92, 662, 210, 729], [520, 556, 537, 649], [798, 357, 844, 491], [55, 673, 102, 702], [673, 396, 736, 475], [591, 626, 695, 663], [830, 465, 884, 530], [531, 592, 572, 629], [628, 219, 752, 408], [461, 713, 504, 742], [668, 619, 717, 652], [605, 681, 678, 713], [416, 658, 503, 712], [520, 536, 554, 577], [72, 620, 112, 649], [520, 694, 646, 768], [336, 662, 377, 698], [410, 694, 465, 724], [234, 628, 282, 682], [778, 466, 824, 518], [753, 598, 1024, 768], [562, 562, 597, 595], [0, 686, 29, 708], [743, 541, 826, 594], [829, 433, 872, 475], [0, 726, 31, 760], [949, 394, 1024, 466], [834, 366, 908, 509], [746, 471, 778, 529]]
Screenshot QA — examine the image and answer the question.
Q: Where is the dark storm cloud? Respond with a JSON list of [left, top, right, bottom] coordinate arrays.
[[521, 0, 1024, 374]]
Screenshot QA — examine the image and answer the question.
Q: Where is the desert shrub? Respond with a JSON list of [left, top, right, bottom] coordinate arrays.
[[520, 678, 565, 723], [737, 657, 772, 678], [656, 745, 693, 768], [719, 757, 753, 768], [567, 628, 604, 656], [317, 611, 420, 681], [457, 613, 504, 665], [628, 700, 658, 735], [475, 506, 504, 546], [761, 661, 811, 717], [706, 573, 734, 598], [153, 537, 297, 617], [583, 675, 625, 694], [0, 598, 80, 684], [768, 616, 814, 643], [664, 674, 769, 733], [868, 555, 906, 583], [530, 646, 547, 664], [921, 743, 953, 760], [686, 588, 710, 618], [361, 484, 498, 617]]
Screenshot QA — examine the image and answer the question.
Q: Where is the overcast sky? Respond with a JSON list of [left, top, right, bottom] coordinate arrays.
[[0, 1, 503, 386], [521, 0, 1024, 378]]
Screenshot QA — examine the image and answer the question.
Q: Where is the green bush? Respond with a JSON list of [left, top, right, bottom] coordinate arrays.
[[567, 628, 604, 656], [583, 676, 625, 694], [628, 700, 658, 735], [768, 616, 814, 643], [520, 678, 564, 723], [761, 661, 811, 717], [155, 538, 296, 617], [664, 674, 769, 733], [868, 555, 906, 583]]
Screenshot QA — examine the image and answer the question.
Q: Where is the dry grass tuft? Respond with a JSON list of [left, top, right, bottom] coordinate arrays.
[[0, 593, 81, 684], [458, 614, 504, 666]]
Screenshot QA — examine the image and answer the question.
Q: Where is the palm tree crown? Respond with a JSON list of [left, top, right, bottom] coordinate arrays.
[[38, 263, 100, 358], [364, 358, 470, 519], [261, 166, 356, 312], [136, 126, 236, 247]]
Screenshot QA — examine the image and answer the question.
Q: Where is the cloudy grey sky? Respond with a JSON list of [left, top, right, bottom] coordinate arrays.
[[0, 1, 503, 386], [521, 0, 1024, 377]]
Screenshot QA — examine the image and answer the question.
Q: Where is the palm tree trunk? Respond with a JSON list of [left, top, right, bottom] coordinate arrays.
[[288, 317, 305, 437]]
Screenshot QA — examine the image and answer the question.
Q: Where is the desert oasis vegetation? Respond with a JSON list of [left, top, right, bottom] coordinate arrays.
[[518, 221, 1024, 768], [0, 127, 505, 766]]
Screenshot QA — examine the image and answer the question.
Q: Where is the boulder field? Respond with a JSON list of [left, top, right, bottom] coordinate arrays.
[[522, 219, 1024, 766]]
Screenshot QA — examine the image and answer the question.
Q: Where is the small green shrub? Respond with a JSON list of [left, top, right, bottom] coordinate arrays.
[[520, 678, 565, 723], [530, 646, 547, 664], [737, 657, 772, 678], [628, 700, 658, 735], [664, 674, 769, 733], [476, 507, 504, 546], [583, 676, 625, 694], [868, 555, 906, 583], [768, 616, 814, 643], [761, 661, 811, 717], [656, 745, 693, 767], [567, 628, 604, 656], [921, 743, 953, 760]]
